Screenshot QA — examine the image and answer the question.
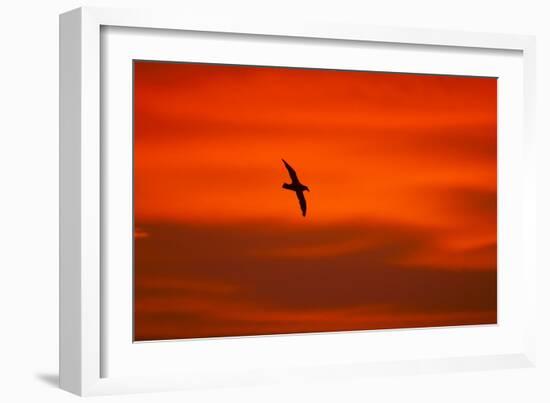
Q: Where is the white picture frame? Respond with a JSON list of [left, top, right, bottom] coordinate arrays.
[[59, 6, 537, 396]]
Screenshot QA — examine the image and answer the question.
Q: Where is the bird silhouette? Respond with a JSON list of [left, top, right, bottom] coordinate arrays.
[[281, 159, 310, 217]]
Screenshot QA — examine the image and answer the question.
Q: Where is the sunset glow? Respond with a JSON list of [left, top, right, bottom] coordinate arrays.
[[133, 61, 497, 341]]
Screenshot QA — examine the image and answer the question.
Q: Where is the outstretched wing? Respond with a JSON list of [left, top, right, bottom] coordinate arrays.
[[296, 191, 307, 217], [282, 159, 299, 183]]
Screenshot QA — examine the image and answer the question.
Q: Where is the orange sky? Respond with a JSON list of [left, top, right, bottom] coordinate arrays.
[[133, 61, 497, 341]]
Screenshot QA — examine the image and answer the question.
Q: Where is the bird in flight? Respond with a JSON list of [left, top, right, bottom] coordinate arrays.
[[281, 159, 310, 217]]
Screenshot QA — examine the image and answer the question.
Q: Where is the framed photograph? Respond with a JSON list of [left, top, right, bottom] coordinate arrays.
[[59, 6, 537, 396]]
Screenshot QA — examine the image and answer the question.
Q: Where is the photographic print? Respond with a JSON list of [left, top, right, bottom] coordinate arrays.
[[133, 61, 497, 341]]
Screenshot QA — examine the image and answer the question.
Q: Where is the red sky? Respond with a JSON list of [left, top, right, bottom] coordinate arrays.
[[133, 61, 497, 341]]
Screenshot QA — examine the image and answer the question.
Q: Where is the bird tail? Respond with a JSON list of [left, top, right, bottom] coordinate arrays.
[[282, 183, 293, 190]]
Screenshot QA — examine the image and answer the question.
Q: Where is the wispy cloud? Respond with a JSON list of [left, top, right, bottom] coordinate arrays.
[[134, 227, 150, 239], [134, 220, 496, 341]]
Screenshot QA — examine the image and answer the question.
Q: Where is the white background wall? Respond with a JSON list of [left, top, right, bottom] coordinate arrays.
[[0, 0, 548, 401]]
